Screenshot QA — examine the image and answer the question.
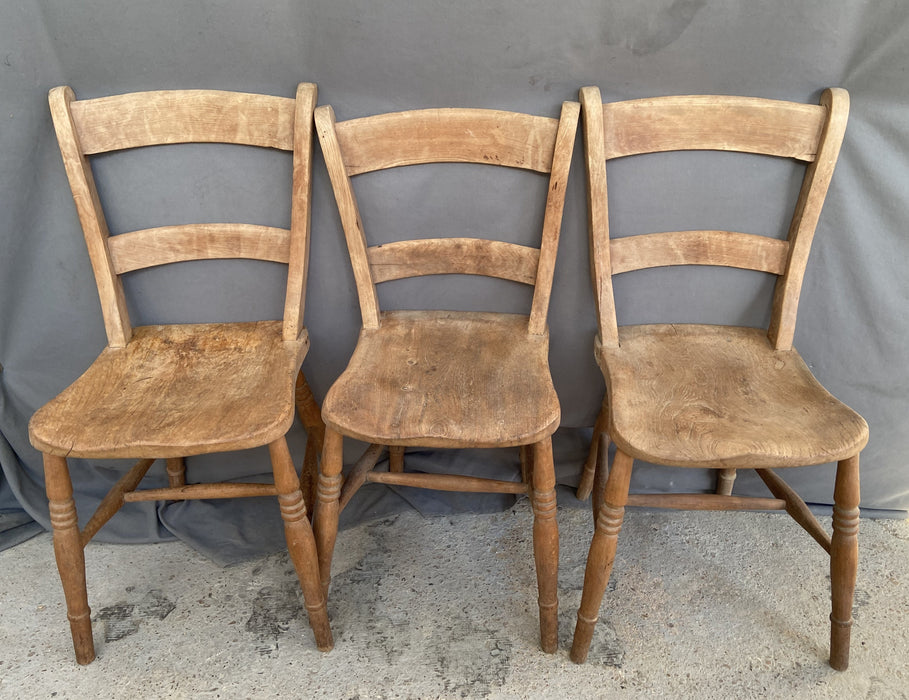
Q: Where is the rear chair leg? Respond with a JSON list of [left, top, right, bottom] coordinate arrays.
[[829, 453, 860, 671], [43, 453, 95, 664], [531, 438, 559, 653], [577, 397, 609, 500], [295, 371, 325, 513], [716, 467, 737, 496], [519, 444, 533, 484], [389, 445, 405, 473], [269, 437, 333, 651], [165, 457, 186, 488], [571, 448, 634, 664], [591, 431, 610, 520]]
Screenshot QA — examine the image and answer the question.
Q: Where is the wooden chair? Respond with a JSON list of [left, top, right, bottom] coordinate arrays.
[[571, 87, 869, 670], [314, 101, 579, 652], [28, 84, 332, 663]]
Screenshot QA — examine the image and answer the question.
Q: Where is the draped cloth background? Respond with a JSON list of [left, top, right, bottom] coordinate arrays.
[[2, 0, 906, 562]]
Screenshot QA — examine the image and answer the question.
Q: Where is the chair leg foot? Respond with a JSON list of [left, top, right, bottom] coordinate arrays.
[[269, 437, 333, 652], [570, 448, 633, 665], [531, 438, 559, 653], [43, 453, 95, 664], [829, 453, 860, 671]]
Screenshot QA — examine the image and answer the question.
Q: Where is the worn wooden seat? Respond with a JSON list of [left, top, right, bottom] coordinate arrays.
[[322, 311, 560, 448], [314, 102, 579, 653], [571, 87, 868, 670], [30, 322, 307, 458], [29, 84, 332, 664], [601, 325, 868, 469]]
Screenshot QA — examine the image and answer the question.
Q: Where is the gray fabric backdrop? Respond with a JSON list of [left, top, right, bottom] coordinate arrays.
[[1, 0, 907, 560]]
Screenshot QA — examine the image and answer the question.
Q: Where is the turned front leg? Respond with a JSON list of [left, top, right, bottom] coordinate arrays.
[[531, 438, 559, 653], [268, 437, 333, 651], [571, 448, 633, 664], [313, 428, 343, 599], [43, 453, 94, 664], [829, 453, 860, 671]]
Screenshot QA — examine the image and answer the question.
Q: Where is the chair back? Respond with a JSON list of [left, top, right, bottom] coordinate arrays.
[[49, 83, 318, 346], [315, 102, 579, 334], [580, 86, 849, 351]]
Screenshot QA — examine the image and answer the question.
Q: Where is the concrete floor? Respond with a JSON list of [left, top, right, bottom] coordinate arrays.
[[1, 501, 907, 698]]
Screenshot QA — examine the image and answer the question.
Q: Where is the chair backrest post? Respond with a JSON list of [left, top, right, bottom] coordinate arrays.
[[283, 82, 318, 342], [528, 100, 580, 336], [579, 86, 619, 348], [313, 104, 382, 329], [49, 86, 133, 348], [768, 87, 850, 351]]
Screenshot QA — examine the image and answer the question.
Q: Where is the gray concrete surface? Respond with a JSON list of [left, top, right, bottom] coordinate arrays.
[[1, 500, 907, 698]]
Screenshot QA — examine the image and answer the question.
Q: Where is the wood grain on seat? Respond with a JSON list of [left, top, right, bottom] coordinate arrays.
[[29, 322, 307, 459], [322, 311, 560, 449], [599, 324, 869, 469]]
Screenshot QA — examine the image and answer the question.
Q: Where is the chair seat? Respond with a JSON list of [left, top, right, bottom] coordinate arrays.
[[322, 310, 560, 448], [29, 321, 308, 459], [599, 324, 869, 469]]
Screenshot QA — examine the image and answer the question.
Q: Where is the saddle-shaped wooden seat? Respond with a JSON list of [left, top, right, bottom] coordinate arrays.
[[322, 311, 560, 448], [600, 324, 868, 469]]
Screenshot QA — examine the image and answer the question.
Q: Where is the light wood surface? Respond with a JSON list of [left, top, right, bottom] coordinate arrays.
[[609, 230, 789, 275], [321, 311, 560, 448], [367, 238, 540, 285], [71, 90, 296, 154], [573, 86, 867, 671], [601, 95, 825, 161], [529, 101, 581, 334], [48, 86, 132, 347], [334, 108, 560, 175], [315, 100, 578, 654], [33, 84, 330, 663], [769, 89, 850, 351], [314, 104, 380, 328], [108, 224, 292, 274], [366, 470, 529, 494], [123, 482, 279, 502]]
